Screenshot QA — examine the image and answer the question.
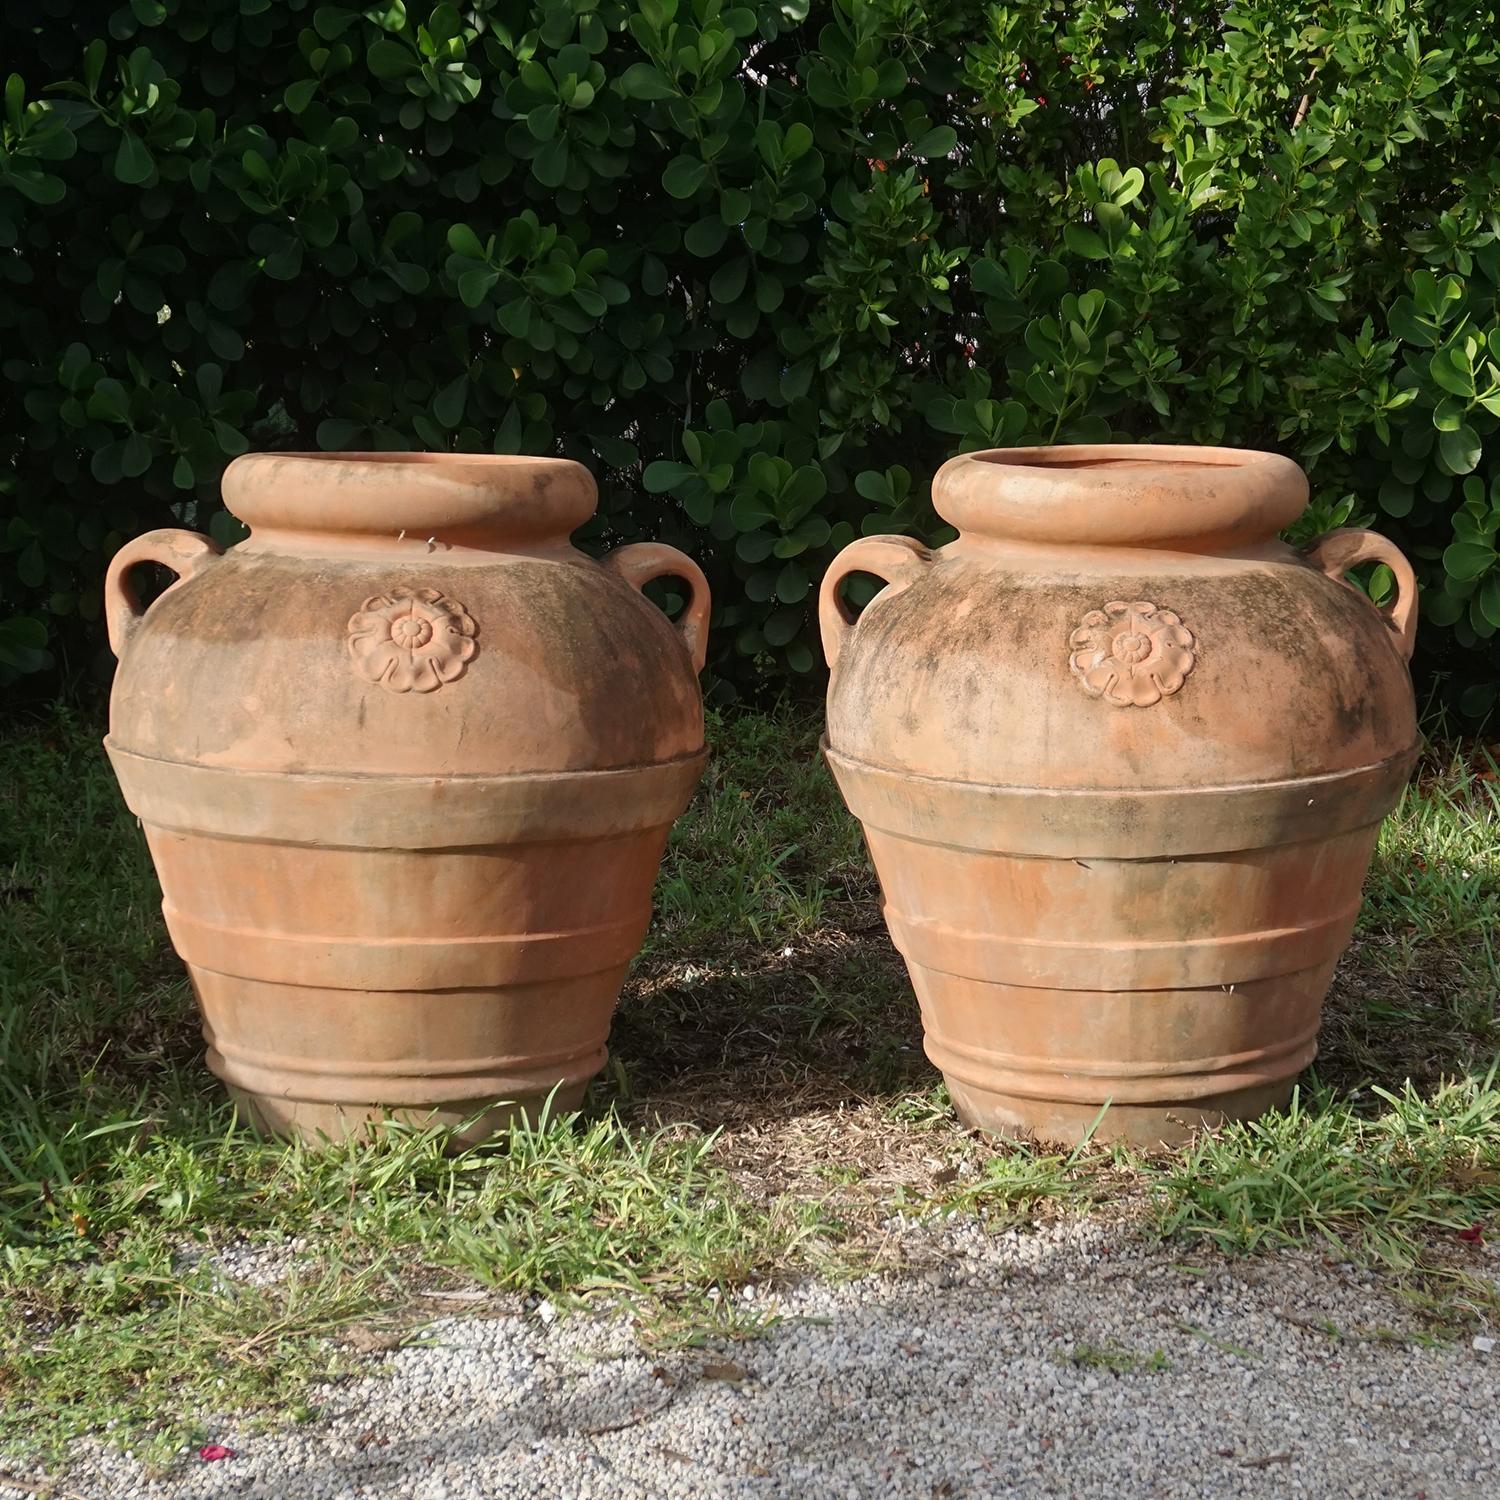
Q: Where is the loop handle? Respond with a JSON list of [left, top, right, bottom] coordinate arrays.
[[604, 542, 712, 674], [818, 534, 933, 670], [1303, 527, 1418, 663], [104, 528, 222, 658]]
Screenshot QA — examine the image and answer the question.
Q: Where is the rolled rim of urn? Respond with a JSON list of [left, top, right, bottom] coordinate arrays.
[[931, 443, 1310, 549], [222, 449, 600, 548]]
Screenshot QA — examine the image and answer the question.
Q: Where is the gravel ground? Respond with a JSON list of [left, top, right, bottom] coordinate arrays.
[[8, 1219, 1497, 1499]]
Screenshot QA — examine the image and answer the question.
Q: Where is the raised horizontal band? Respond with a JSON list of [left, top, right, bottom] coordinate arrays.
[[926, 1028, 1320, 1105], [208, 1044, 606, 1106], [925, 1020, 1317, 1084], [167, 905, 645, 989], [107, 741, 706, 849], [887, 904, 1359, 990], [825, 741, 1417, 859], [209, 1034, 600, 1080]]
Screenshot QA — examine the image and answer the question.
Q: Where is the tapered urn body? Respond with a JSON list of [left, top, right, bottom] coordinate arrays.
[[105, 452, 710, 1143], [821, 445, 1418, 1146]]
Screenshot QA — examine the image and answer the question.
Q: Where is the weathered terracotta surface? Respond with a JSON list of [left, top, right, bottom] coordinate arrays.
[[820, 445, 1419, 1146], [105, 453, 709, 1143]]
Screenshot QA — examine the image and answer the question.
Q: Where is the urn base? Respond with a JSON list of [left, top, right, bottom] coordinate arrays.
[[943, 1073, 1299, 1149], [225, 1080, 592, 1147]]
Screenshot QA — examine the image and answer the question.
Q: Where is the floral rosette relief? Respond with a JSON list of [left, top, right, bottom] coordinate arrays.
[[1068, 600, 1196, 708], [346, 587, 478, 693]]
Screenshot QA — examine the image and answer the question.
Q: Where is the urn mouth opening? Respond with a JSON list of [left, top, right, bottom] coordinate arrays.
[[932, 444, 1309, 550], [222, 452, 598, 548]]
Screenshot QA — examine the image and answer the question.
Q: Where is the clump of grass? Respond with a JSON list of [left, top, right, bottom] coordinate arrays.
[[434, 1108, 827, 1303], [1058, 1342, 1171, 1374], [0, 1258, 380, 1469], [1366, 750, 1500, 956], [1151, 1070, 1500, 1295], [650, 706, 868, 953], [0, 1100, 825, 1464], [919, 1137, 1107, 1225], [1325, 750, 1500, 1088]]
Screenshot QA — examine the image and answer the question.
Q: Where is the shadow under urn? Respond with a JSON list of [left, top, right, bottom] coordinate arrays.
[[820, 444, 1419, 1147], [104, 452, 710, 1143]]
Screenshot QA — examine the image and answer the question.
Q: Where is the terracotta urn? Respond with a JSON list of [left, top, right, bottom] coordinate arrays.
[[104, 452, 710, 1143], [820, 445, 1418, 1147]]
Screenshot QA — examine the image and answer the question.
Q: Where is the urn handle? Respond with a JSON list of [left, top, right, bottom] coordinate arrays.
[[604, 542, 712, 674], [1303, 527, 1418, 663], [104, 527, 223, 657], [819, 535, 933, 670]]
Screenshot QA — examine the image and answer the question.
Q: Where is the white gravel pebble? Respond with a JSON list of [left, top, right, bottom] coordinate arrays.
[[7, 1219, 1496, 1498]]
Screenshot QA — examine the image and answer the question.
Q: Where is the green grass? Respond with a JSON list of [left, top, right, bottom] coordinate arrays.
[[1151, 1072, 1500, 1289], [0, 704, 1497, 1470], [1058, 1342, 1172, 1374], [1325, 749, 1500, 1087], [0, 1101, 820, 1464]]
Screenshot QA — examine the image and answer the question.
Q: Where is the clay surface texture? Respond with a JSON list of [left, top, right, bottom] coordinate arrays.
[[105, 452, 710, 1143], [821, 444, 1419, 1146]]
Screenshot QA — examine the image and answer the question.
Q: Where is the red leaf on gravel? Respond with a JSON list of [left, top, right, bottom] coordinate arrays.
[[198, 1445, 235, 1462], [1458, 1226, 1485, 1244]]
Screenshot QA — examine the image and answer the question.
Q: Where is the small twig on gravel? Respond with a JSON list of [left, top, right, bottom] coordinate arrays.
[[1240, 1452, 1294, 1469], [578, 1451, 654, 1499], [1275, 1310, 1339, 1337], [0, 1478, 89, 1500], [1177, 1322, 1256, 1358], [866, 1225, 901, 1274], [574, 1392, 679, 1437]]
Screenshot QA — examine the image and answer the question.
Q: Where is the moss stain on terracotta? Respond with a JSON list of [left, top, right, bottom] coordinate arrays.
[[103, 452, 710, 1146], [821, 443, 1419, 1148]]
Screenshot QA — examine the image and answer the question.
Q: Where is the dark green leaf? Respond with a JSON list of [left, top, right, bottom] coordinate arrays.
[[684, 216, 729, 257], [447, 223, 485, 259], [643, 460, 695, 492], [533, 138, 568, 188], [619, 63, 676, 100], [1438, 424, 1482, 475], [910, 125, 957, 159], [1443, 541, 1497, 582], [113, 133, 154, 185], [762, 606, 803, 646], [434, 373, 467, 428], [710, 257, 748, 304], [662, 156, 708, 199], [284, 78, 318, 114], [367, 39, 412, 79], [1064, 224, 1109, 260]]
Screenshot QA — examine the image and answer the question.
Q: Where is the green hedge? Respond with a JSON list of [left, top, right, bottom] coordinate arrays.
[[2, 0, 1498, 710]]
